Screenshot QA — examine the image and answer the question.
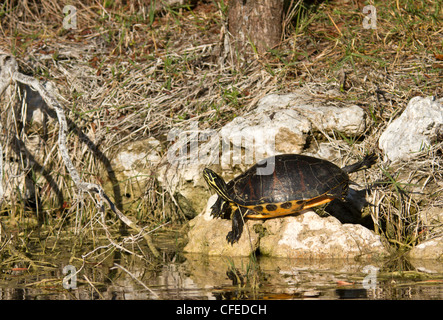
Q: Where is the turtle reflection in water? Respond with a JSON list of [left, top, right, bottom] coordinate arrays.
[[203, 153, 377, 244]]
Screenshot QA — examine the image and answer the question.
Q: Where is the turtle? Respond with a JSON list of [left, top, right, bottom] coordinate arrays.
[[203, 153, 377, 244]]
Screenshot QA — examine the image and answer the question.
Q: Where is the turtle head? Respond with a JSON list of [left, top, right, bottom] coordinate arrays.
[[203, 168, 232, 202]]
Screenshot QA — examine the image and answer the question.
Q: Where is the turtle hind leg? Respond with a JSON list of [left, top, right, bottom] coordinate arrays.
[[226, 207, 244, 245], [341, 153, 377, 174]]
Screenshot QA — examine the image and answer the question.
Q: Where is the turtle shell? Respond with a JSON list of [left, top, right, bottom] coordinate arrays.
[[225, 154, 349, 218]]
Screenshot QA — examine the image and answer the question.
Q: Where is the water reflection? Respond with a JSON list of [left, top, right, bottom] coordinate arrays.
[[0, 243, 442, 300]]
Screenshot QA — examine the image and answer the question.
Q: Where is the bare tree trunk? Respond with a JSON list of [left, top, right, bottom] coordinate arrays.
[[227, 0, 284, 62]]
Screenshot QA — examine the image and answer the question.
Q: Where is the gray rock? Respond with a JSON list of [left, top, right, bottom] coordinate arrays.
[[220, 106, 311, 155], [184, 196, 388, 259], [184, 195, 260, 256], [408, 236, 443, 261], [256, 93, 367, 135], [106, 137, 162, 212], [379, 96, 443, 162], [259, 211, 387, 259], [408, 258, 443, 274], [419, 206, 443, 242], [113, 137, 162, 174], [220, 91, 367, 157]]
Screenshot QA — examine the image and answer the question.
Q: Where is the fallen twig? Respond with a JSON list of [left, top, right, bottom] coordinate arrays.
[[0, 54, 160, 258]]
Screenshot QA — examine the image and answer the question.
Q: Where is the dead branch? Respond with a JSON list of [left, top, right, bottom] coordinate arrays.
[[0, 53, 159, 258]]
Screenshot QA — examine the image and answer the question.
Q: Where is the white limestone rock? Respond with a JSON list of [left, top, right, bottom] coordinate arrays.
[[379, 96, 443, 162]]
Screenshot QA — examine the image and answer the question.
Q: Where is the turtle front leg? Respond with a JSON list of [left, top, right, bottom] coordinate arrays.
[[210, 196, 229, 218], [226, 207, 245, 245]]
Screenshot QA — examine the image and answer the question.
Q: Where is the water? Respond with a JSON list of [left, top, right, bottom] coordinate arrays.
[[0, 232, 442, 300]]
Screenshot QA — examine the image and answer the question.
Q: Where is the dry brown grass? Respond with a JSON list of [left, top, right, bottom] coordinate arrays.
[[0, 0, 441, 255]]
